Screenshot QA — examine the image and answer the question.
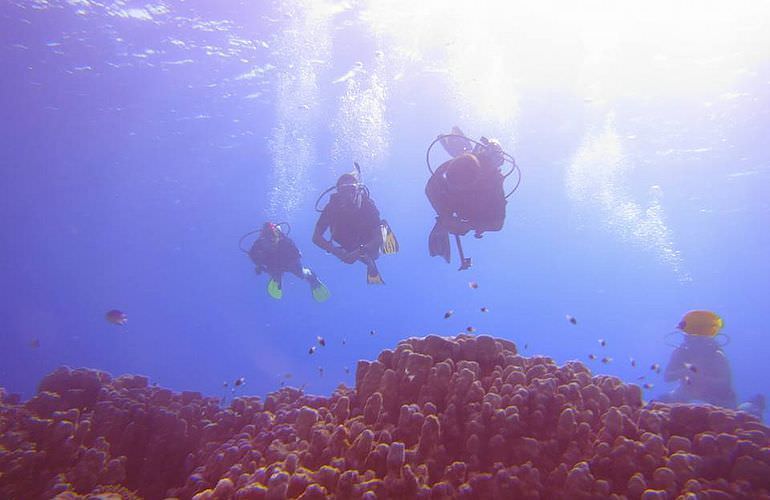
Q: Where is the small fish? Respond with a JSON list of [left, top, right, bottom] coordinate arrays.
[[598, 339, 606, 347], [317, 336, 326, 347], [466, 326, 476, 333], [480, 306, 489, 313], [444, 310, 454, 319], [684, 363, 698, 373], [643, 383, 654, 389], [344, 366, 350, 375], [105, 309, 128, 326], [523, 343, 528, 350], [630, 358, 637, 368], [342, 338, 347, 345], [318, 367, 324, 377], [223, 381, 228, 387], [283, 373, 292, 379], [637, 375, 646, 380], [369, 330, 375, 336], [468, 281, 479, 289], [30, 338, 41, 349], [601, 356, 612, 364], [566, 315, 577, 325], [308, 346, 316, 355], [234, 377, 246, 387], [650, 363, 661, 374], [588, 353, 597, 360], [684, 375, 692, 385]]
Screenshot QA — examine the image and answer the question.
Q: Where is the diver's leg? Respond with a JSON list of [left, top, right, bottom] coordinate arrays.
[[267, 272, 283, 299], [286, 260, 329, 302], [286, 260, 308, 281], [359, 251, 384, 284]]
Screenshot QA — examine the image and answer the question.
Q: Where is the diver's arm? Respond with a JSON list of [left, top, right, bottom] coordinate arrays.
[[248, 240, 269, 273], [425, 163, 453, 217], [313, 210, 347, 260], [663, 348, 688, 382], [312, 212, 335, 253]]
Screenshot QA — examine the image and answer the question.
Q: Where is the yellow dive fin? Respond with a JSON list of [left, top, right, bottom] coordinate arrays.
[[380, 220, 399, 255], [367, 271, 385, 285]]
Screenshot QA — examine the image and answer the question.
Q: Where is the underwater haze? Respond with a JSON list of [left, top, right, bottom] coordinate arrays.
[[1, 0, 769, 416]]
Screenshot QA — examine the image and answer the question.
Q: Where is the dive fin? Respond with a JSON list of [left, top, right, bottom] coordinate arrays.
[[267, 279, 283, 299], [380, 220, 399, 255], [366, 263, 385, 285], [440, 126, 472, 158], [428, 220, 451, 263], [304, 268, 330, 302], [311, 282, 331, 303]]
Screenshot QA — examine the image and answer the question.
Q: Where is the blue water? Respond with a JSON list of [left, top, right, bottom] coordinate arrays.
[[1, 1, 768, 414]]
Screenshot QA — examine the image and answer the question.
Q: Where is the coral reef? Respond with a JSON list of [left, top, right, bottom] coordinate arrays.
[[1, 334, 769, 499]]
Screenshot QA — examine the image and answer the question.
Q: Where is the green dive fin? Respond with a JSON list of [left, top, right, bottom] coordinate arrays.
[[267, 279, 283, 299], [380, 220, 399, 255], [311, 282, 331, 303]]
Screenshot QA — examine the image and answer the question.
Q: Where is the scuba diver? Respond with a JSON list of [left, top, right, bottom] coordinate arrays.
[[313, 163, 398, 284], [240, 222, 330, 302], [425, 126, 521, 270], [657, 310, 737, 408]]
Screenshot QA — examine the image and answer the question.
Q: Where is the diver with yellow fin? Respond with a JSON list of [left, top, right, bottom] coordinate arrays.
[[240, 222, 330, 302], [425, 126, 521, 270], [313, 162, 398, 284]]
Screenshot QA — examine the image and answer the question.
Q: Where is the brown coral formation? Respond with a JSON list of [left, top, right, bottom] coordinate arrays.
[[2, 334, 769, 499]]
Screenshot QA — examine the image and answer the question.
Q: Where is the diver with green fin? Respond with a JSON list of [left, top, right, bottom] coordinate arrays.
[[425, 126, 521, 270], [241, 222, 330, 302], [313, 162, 398, 284]]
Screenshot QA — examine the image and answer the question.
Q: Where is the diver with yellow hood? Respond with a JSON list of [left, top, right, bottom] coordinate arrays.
[[658, 310, 737, 408]]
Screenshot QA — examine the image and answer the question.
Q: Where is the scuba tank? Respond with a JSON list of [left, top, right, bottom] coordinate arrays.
[[426, 133, 522, 199]]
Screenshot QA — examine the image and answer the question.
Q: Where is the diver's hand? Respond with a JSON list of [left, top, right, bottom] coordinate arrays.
[[331, 247, 355, 264], [340, 249, 361, 264], [439, 215, 471, 236]]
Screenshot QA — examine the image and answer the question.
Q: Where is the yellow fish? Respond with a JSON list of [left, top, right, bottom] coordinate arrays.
[[677, 310, 724, 337]]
